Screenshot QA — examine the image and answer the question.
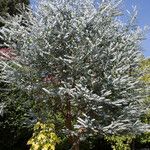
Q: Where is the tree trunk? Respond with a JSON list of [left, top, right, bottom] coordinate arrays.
[[71, 141, 80, 150], [65, 94, 74, 146], [64, 93, 80, 150], [131, 140, 135, 150]]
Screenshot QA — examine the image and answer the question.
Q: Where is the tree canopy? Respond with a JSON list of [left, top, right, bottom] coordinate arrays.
[[0, 0, 150, 149]]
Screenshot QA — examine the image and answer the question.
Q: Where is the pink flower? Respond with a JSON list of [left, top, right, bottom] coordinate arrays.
[[0, 48, 16, 60]]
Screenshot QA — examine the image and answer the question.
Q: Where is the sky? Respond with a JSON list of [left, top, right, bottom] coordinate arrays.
[[30, 0, 150, 57], [122, 0, 150, 57]]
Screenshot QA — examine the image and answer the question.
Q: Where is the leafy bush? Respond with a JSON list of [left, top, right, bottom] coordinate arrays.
[[27, 122, 60, 150], [105, 135, 134, 150]]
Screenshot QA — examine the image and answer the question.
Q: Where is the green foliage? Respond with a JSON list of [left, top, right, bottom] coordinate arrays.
[[139, 59, 150, 121], [138, 58, 150, 144], [105, 135, 134, 150], [0, 86, 33, 149], [27, 122, 61, 150], [139, 132, 150, 144], [139, 59, 150, 84]]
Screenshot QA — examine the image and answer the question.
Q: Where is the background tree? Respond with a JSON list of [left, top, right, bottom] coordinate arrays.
[[0, 0, 31, 149], [0, 0, 150, 149], [138, 58, 150, 146]]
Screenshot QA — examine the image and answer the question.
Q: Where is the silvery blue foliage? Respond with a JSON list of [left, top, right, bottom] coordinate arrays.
[[0, 102, 5, 116], [0, 0, 149, 136]]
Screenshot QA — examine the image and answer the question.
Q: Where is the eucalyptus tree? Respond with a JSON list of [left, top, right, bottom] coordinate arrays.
[[0, 0, 149, 149]]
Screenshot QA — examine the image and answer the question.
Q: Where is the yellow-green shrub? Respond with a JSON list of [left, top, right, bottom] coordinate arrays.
[[105, 135, 134, 150], [27, 122, 61, 150]]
